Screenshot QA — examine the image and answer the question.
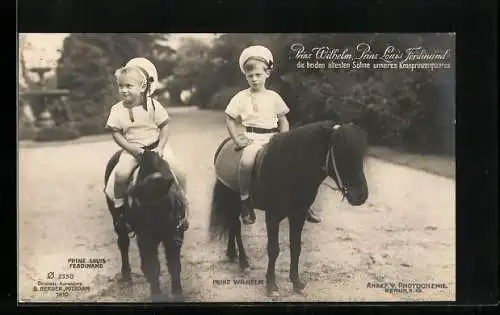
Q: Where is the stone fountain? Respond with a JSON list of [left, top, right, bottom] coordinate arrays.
[[19, 66, 72, 128]]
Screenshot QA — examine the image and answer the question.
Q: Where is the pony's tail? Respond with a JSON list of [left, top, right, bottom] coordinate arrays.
[[209, 180, 240, 243]]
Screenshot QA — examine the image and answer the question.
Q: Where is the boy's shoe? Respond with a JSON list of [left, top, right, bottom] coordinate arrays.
[[306, 209, 322, 223], [240, 198, 256, 225], [177, 218, 190, 232], [116, 205, 134, 235]]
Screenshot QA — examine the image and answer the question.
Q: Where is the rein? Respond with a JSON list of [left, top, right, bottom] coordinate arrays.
[[322, 124, 347, 200]]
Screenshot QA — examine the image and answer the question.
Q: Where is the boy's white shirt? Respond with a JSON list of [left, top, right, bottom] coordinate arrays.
[[225, 88, 289, 129], [105, 98, 170, 147]]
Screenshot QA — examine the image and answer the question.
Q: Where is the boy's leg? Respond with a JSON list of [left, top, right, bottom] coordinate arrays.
[[114, 152, 139, 232], [238, 142, 262, 225], [114, 152, 139, 205]]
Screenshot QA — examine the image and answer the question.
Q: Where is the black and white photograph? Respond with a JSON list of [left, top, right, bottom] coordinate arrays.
[[18, 33, 456, 303]]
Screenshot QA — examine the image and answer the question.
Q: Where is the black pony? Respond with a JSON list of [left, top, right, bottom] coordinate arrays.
[[104, 149, 188, 302], [209, 121, 369, 298]]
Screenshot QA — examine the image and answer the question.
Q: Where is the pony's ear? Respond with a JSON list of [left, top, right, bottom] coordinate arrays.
[[144, 150, 162, 168]]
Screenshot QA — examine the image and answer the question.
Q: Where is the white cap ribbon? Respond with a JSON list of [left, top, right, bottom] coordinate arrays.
[[238, 45, 274, 73]]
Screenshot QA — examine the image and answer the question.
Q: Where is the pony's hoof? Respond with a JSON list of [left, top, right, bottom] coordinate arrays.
[[150, 293, 168, 303], [240, 266, 251, 275], [118, 275, 132, 283], [296, 289, 307, 297], [267, 290, 280, 299], [171, 293, 185, 302], [294, 286, 307, 296], [118, 271, 132, 283], [293, 279, 307, 292], [225, 252, 237, 263], [266, 283, 280, 299], [239, 260, 250, 269]]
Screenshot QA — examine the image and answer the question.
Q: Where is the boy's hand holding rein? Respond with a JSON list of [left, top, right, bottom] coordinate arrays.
[[235, 134, 251, 150], [130, 147, 145, 159], [111, 131, 145, 160], [225, 115, 251, 151]]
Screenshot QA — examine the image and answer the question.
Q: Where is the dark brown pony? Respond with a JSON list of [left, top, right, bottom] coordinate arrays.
[[209, 121, 369, 297], [104, 150, 187, 302]]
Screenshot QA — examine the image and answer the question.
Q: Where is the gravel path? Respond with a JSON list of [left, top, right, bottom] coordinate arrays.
[[18, 109, 455, 302]]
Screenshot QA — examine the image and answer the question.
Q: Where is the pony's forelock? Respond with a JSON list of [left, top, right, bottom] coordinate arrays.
[[331, 123, 368, 170], [134, 150, 187, 221]]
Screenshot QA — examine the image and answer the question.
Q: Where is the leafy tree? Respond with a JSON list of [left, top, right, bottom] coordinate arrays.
[[51, 33, 455, 154], [56, 33, 159, 121], [191, 33, 455, 155], [157, 37, 213, 105]]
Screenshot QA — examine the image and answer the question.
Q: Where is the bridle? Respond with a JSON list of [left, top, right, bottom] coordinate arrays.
[[322, 124, 348, 200], [132, 172, 165, 206]]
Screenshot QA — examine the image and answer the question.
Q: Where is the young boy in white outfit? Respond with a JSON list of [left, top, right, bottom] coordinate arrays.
[[225, 46, 321, 225], [105, 58, 189, 232]]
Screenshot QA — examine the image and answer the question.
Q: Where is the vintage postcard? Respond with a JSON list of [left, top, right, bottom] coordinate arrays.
[[18, 33, 455, 303]]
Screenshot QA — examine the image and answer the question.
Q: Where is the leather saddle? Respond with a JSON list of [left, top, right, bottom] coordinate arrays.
[[213, 137, 268, 193]]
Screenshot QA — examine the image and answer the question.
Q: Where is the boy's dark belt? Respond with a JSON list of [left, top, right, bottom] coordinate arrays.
[[245, 127, 279, 134], [142, 140, 159, 150]]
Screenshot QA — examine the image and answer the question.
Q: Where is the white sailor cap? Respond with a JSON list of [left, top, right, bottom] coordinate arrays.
[[238, 45, 274, 73], [125, 57, 159, 95]]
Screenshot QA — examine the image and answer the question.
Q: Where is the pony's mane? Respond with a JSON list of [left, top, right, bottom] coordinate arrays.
[[267, 120, 335, 159], [278, 120, 367, 160], [257, 120, 367, 209]]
